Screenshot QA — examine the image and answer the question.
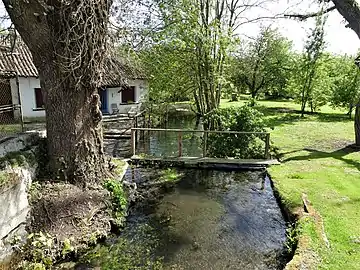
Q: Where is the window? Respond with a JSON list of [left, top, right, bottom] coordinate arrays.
[[34, 88, 45, 109], [121, 86, 135, 104]]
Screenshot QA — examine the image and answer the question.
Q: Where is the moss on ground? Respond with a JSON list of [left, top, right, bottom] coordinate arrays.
[[0, 150, 36, 169], [111, 159, 128, 177]]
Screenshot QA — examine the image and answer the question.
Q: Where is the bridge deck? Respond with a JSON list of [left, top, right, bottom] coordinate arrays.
[[131, 155, 280, 170]]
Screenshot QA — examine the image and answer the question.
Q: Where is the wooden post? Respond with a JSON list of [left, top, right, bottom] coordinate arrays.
[[134, 116, 139, 141], [203, 131, 208, 158], [15, 73, 24, 132], [178, 131, 182, 157], [131, 129, 136, 157], [265, 133, 270, 159]]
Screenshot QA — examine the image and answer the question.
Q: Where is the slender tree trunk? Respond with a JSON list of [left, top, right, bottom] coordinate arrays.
[[355, 104, 360, 146], [347, 104, 353, 119], [301, 93, 307, 117]]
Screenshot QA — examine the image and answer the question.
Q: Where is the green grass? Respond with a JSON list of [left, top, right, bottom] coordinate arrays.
[[221, 98, 360, 269], [0, 124, 22, 134]]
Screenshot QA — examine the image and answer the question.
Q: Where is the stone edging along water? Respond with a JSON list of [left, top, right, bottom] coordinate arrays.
[[0, 133, 41, 264], [268, 172, 329, 270]]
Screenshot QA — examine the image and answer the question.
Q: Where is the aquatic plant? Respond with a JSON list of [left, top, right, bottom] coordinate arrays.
[[104, 179, 128, 223], [159, 168, 182, 182]]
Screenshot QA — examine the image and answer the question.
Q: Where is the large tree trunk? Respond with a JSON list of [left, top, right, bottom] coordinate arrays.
[[3, 0, 111, 184], [40, 66, 106, 183], [331, 1, 360, 146]]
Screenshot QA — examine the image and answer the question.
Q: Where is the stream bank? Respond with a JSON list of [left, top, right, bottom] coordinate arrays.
[[0, 132, 130, 269]]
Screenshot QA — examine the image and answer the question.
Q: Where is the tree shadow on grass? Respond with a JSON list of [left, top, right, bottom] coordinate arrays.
[[283, 146, 360, 172], [332, 197, 360, 207], [254, 105, 353, 129]]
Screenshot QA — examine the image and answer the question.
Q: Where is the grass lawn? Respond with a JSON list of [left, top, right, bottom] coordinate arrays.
[[221, 99, 360, 269]]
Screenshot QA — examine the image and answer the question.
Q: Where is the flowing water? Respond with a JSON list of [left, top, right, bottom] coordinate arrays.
[[78, 167, 288, 270], [93, 115, 289, 269]]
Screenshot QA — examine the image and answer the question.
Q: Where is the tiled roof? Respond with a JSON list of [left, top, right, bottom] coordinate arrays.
[[103, 56, 146, 87], [0, 40, 146, 86], [0, 42, 38, 77]]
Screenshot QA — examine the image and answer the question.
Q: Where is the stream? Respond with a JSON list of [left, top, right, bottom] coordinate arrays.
[[91, 115, 290, 269], [77, 167, 288, 270]]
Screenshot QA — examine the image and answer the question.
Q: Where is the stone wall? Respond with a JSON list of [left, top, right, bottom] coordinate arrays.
[[0, 133, 41, 263], [0, 131, 45, 158]]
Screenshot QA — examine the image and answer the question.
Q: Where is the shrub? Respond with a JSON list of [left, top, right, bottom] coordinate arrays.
[[204, 106, 267, 159]]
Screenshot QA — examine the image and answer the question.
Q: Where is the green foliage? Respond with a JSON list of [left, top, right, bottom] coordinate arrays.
[[29, 181, 43, 204], [329, 55, 360, 116], [295, 12, 327, 114], [104, 179, 128, 223], [18, 232, 75, 269], [140, 44, 194, 104], [204, 106, 267, 158], [230, 27, 293, 99], [81, 223, 164, 269], [285, 225, 299, 253], [61, 238, 75, 257], [159, 168, 182, 182]]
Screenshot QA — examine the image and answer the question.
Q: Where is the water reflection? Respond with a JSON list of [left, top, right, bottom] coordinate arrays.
[[136, 115, 203, 157]]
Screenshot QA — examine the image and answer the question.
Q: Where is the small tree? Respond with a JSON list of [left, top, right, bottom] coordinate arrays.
[[231, 27, 293, 101], [330, 55, 360, 118]]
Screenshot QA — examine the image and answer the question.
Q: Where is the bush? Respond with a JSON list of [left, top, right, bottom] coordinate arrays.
[[204, 106, 267, 159]]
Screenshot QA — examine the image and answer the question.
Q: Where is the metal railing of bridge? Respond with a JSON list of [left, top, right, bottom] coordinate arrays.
[[130, 127, 271, 159]]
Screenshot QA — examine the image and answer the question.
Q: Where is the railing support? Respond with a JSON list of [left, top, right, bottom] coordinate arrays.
[[178, 131, 183, 157], [130, 127, 270, 160], [203, 132, 208, 157], [265, 133, 270, 159], [131, 129, 136, 156]]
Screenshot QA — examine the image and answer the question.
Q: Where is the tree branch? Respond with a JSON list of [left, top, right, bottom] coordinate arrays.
[[284, 6, 336, 21], [331, 0, 360, 40]]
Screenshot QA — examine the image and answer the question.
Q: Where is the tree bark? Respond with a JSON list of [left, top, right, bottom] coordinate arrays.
[[332, 0, 360, 39], [3, 0, 111, 184], [330, 1, 360, 145], [40, 67, 106, 183]]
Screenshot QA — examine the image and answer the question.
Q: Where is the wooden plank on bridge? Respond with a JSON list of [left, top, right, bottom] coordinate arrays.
[[131, 155, 280, 170]]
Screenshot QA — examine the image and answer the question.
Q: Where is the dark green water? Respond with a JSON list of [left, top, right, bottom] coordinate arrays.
[[78, 168, 288, 270], [136, 115, 203, 157], [104, 115, 203, 158]]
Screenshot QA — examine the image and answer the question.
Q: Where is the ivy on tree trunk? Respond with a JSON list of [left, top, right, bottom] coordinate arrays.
[[3, 0, 112, 183]]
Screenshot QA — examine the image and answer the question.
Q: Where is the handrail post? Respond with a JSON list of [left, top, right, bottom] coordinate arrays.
[[178, 131, 182, 157], [131, 129, 136, 157], [203, 131, 208, 158], [265, 133, 270, 159]]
